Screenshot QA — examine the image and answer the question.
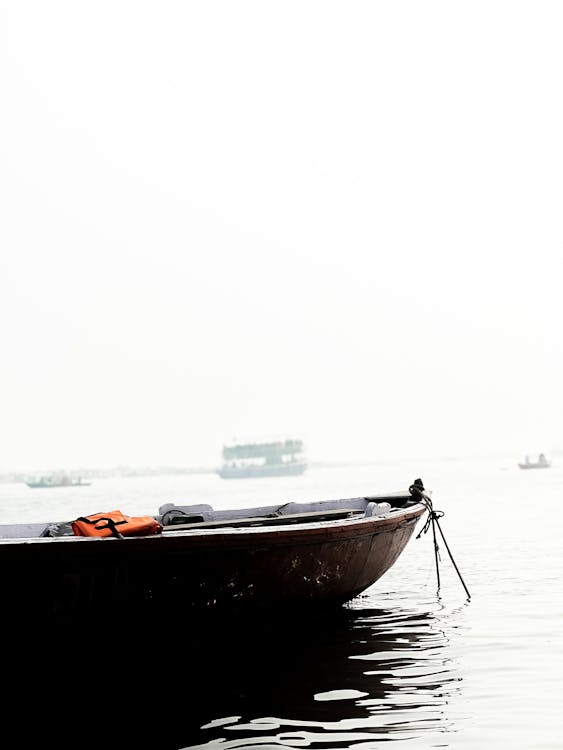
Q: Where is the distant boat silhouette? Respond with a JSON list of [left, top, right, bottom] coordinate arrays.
[[217, 438, 307, 479], [25, 473, 92, 488], [518, 453, 551, 470]]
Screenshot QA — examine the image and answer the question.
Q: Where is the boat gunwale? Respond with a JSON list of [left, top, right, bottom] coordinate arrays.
[[0, 502, 426, 548]]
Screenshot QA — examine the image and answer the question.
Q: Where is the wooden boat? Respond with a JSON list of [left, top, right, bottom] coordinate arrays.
[[0, 479, 428, 621], [518, 453, 551, 470], [217, 437, 307, 478]]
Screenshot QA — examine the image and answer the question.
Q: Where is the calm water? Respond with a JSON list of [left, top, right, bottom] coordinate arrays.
[[2, 457, 562, 749]]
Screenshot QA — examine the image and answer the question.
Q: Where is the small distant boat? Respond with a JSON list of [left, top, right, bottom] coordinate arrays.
[[25, 473, 92, 488], [217, 438, 307, 479], [518, 453, 551, 470]]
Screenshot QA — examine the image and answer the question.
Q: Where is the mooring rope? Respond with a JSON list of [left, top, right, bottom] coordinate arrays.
[[415, 501, 444, 539], [409, 478, 471, 600]]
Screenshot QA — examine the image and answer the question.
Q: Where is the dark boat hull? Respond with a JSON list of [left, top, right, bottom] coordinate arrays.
[[0, 505, 425, 621]]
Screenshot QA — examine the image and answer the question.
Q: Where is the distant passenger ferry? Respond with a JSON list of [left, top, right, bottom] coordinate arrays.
[[217, 438, 307, 479]]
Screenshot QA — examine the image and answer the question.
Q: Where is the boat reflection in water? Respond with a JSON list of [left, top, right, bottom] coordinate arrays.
[[11, 599, 464, 749], [172, 605, 464, 750], [34, 600, 460, 750]]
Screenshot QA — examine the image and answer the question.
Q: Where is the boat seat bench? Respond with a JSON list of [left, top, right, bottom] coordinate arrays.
[[161, 507, 367, 531]]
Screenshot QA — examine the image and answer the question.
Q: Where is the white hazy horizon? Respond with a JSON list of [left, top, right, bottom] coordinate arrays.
[[2, 2, 562, 475]]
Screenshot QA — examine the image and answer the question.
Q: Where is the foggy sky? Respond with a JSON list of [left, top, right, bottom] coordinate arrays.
[[1, 2, 562, 472]]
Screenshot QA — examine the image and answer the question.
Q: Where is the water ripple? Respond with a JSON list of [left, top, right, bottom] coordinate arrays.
[[173, 602, 466, 750]]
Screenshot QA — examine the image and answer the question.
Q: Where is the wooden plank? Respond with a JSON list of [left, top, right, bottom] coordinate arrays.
[[161, 508, 365, 532]]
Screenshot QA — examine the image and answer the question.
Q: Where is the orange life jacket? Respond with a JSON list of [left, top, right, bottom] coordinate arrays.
[[71, 510, 163, 538]]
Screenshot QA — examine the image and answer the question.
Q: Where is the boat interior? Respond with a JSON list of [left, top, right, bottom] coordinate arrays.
[[0, 488, 424, 540], [158, 490, 421, 531]]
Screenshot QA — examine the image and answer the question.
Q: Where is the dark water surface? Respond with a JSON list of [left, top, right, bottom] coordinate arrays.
[[2, 458, 562, 749]]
